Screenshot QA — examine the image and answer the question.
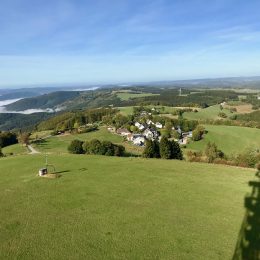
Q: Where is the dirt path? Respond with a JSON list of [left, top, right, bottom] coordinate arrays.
[[27, 145, 40, 154]]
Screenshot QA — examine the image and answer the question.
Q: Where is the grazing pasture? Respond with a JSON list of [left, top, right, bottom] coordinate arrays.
[[183, 105, 234, 120], [187, 125, 260, 155], [0, 154, 254, 259], [33, 127, 123, 154]]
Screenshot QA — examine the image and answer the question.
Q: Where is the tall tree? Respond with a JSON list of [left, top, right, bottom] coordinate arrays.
[[171, 140, 183, 160], [143, 140, 154, 158], [159, 136, 172, 159]]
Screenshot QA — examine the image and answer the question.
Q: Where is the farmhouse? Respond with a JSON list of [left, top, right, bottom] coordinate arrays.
[[127, 133, 134, 141], [133, 136, 145, 146], [182, 131, 193, 138], [116, 128, 131, 136]]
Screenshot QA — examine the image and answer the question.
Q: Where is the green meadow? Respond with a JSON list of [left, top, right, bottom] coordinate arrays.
[[183, 105, 234, 120], [33, 127, 124, 154], [2, 143, 28, 156], [187, 125, 260, 155], [0, 154, 254, 259]]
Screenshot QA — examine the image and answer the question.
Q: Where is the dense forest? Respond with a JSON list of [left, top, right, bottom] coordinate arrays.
[[0, 113, 53, 131], [5, 91, 82, 111], [37, 107, 118, 131]]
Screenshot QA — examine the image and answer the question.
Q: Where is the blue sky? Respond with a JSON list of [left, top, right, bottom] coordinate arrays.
[[1, 0, 260, 87]]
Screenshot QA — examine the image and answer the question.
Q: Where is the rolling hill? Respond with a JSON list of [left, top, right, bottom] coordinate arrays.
[[5, 91, 81, 111], [0, 154, 254, 259], [187, 125, 260, 155]]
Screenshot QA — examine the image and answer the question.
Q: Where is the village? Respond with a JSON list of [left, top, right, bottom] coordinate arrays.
[[108, 109, 193, 147]]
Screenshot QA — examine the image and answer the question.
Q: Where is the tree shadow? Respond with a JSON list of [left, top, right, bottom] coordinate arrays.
[[32, 139, 47, 144], [123, 152, 140, 158], [233, 171, 260, 260]]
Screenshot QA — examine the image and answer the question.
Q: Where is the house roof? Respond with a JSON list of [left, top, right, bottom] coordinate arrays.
[[116, 128, 130, 134]]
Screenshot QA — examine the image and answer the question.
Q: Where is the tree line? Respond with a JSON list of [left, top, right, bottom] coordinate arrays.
[[143, 136, 183, 160], [68, 139, 125, 157], [0, 131, 17, 148], [37, 108, 118, 131]]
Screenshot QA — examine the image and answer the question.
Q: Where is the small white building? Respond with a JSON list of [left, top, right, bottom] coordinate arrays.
[[133, 136, 145, 146], [182, 131, 193, 138], [146, 119, 154, 125], [143, 128, 159, 140], [155, 122, 163, 129], [135, 122, 145, 131]]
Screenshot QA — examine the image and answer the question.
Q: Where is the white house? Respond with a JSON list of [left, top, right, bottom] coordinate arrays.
[[143, 128, 159, 140], [155, 122, 163, 129], [146, 119, 154, 125], [133, 136, 145, 146], [182, 131, 193, 138], [135, 122, 145, 131]]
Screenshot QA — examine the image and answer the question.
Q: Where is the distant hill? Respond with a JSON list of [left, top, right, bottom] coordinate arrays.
[[0, 91, 41, 101], [5, 91, 81, 111]]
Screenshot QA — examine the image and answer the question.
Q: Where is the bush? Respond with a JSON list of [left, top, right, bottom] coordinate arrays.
[[83, 139, 125, 157], [186, 150, 204, 162], [235, 148, 260, 168], [205, 142, 225, 163], [0, 148, 3, 157], [192, 125, 205, 141], [157, 136, 183, 160], [68, 139, 84, 154], [218, 112, 227, 118]]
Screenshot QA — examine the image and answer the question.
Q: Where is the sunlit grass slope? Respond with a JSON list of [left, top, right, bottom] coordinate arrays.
[[0, 154, 253, 259], [187, 125, 260, 155]]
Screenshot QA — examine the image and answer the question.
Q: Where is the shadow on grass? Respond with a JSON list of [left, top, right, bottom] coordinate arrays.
[[233, 171, 260, 260], [55, 170, 71, 174], [124, 152, 140, 158], [32, 139, 47, 144]]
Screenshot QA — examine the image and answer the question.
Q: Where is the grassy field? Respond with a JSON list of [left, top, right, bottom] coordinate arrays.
[[183, 105, 234, 120], [2, 143, 28, 156], [116, 92, 159, 101], [33, 128, 123, 154], [33, 127, 143, 155], [0, 154, 254, 259], [118, 106, 135, 115], [187, 125, 260, 155]]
